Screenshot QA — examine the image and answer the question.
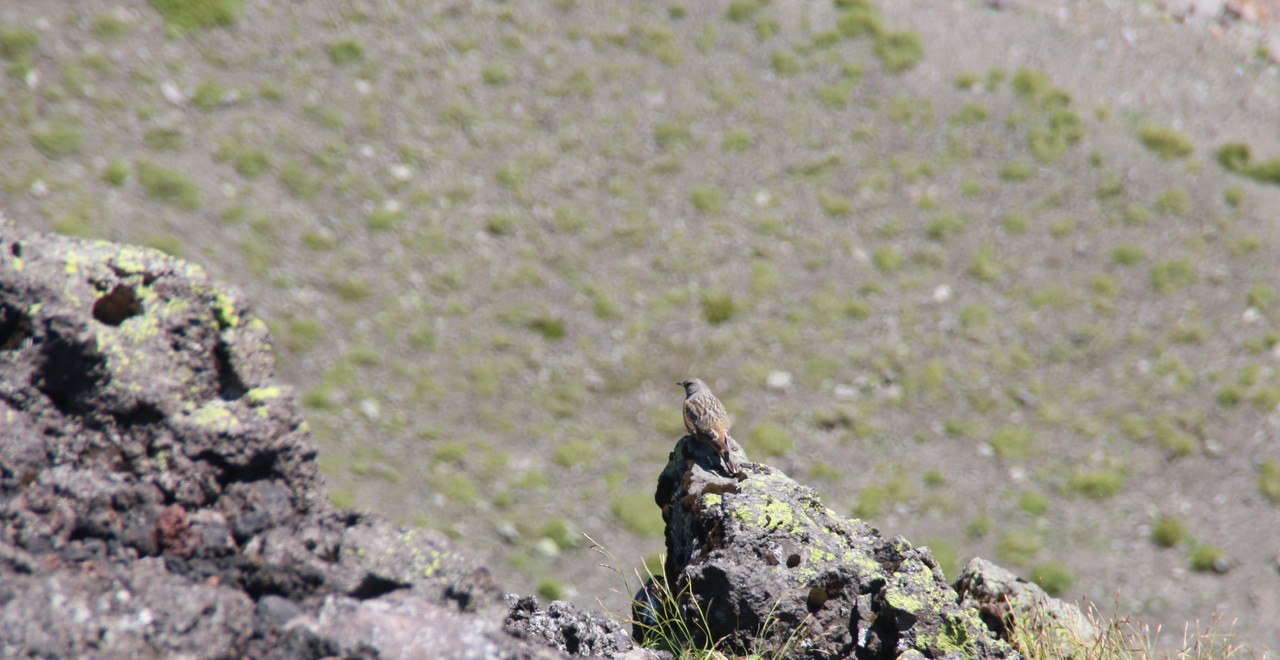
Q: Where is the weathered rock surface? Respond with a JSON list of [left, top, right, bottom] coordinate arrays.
[[646, 435, 1017, 659], [0, 557, 254, 658], [955, 558, 1097, 655], [506, 596, 649, 658], [2, 224, 1095, 659], [0, 225, 612, 659]]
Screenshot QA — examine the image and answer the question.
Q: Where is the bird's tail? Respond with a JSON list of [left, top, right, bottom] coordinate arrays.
[[718, 431, 737, 474]]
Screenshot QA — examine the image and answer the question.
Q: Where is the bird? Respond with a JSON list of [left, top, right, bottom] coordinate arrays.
[[678, 378, 737, 475]]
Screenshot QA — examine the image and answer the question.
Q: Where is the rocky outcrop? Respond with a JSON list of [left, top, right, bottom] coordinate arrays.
[[2, 224, 1097, 658], [955, 557, 1097, 655], [645, 436, 1017, 659], [506, 596, 645, 658], [0, 224, 637, 659]]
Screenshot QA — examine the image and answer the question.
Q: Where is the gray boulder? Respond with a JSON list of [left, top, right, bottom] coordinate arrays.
[[506, 596, 656, 658], [644, 435, 1017, 659], [0, 557, 252, 658], [954, 558, 1096, 655], [0, 224, 590, 659]]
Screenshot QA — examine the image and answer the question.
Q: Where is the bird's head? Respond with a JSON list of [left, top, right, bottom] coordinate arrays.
[[678, 378, 706, 396]]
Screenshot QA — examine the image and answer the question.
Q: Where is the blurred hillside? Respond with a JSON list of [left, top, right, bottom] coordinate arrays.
[[2, 0, 1279, 652]]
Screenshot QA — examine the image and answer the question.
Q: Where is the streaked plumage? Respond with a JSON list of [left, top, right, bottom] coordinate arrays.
[[678, 378, 737, 474]]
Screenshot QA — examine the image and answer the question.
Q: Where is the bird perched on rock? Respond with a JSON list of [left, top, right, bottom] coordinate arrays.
[[678, 378, 737, 474]]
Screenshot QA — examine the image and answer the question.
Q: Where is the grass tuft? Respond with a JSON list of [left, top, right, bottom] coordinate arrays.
[[0, 28, 39, 60], [748, 423, 792, 458], [700, 289, 737, 324], [136, 160, 201, 209], [1150, 515, 1189, 548], [874, 30, 923, 73], [1259, 459, 1280, 503], [1067, 468, 1125, 498], [327, 38, 365, 66], [148, 0, 242, 32], [30, 121, 83, 158], [1138, 125, 1194, 159], [1008, 598, 1252, 660], [1216, 141, 1280, 185]]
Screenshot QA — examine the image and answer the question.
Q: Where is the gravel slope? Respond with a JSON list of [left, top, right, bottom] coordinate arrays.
[[2, 0, 1279, 652]]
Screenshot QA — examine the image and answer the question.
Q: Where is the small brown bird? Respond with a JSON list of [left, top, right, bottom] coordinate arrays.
[[678, 378, 737, 474]]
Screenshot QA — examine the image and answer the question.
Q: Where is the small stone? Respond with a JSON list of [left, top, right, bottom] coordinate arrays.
[[495, 521, 519, 543], [389, 164, 412, 181], [532, 538, 559, 557], [161, 81, 187, 105]]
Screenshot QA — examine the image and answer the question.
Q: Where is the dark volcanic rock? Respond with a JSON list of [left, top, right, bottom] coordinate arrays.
[[0, 557, 254, 658], [274, 593, 569, 660], [0, 225, 595, 659], [506, 596, 648, 658], [0, 227, 321, 523], [646, 435, 1016, 659]]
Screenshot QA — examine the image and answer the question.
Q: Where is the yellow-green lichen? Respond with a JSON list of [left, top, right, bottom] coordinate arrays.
[[93, 336, 133, 368], [64, 251, 82, 274], [888, 558, 954, 615], [192, 401, 236, 430], [915, 608, 996, 658], [214, 293, 240, 328], [110, 246, 157, 273], [115, 312, 161, 343], [808, 547, 835, 564], [884, 585, 923, 612], [758, 497, 796, 531], [935, 616, 973, 654], [246, 385, 282, 404], [422, 550, 443, 577], [702, 493, 722, 507], [844, 549, 882, 575], [163, 297, 190, 315], [132, 284, 161, 304]]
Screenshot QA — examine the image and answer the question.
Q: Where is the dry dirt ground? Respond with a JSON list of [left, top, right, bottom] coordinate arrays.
[[3, 0, 1280, 653]]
